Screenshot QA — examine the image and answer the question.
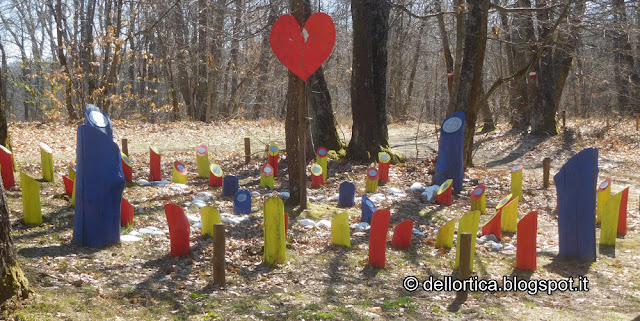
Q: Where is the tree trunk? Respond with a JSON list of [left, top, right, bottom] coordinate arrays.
[[434, 0, 454, 106], [252, 0, 277, 119], [455, 0, 490, 168], [0, 159, 29, 304], [194, 0, 209, 121], [285, 0, 307, 209], [611, 0, 635, 113], [348, 0, 401, 162]]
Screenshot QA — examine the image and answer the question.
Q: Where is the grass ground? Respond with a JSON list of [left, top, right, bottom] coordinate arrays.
[[2, 117, 640, 320]]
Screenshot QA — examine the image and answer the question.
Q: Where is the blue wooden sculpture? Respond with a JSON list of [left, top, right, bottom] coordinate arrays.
[[222, 175, 239, 197], [73, 105, 126, 248], [554, 148, 598, 261], [234, 189, 252, 215], [338, 181, 356, 207], [434, 111, 465, 193], [361, 195, 377, 223]]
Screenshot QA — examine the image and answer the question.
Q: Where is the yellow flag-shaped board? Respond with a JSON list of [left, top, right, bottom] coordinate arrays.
[[264, 197, 286, 264], [201, 206, 221, 238], [600, 191, 622, 246], [596, 179, 612, 224], [21, 172, 42, 225], [455, 211, 480, 271], [501, 196, 519, 233], [435, 218, 456, 249], [331, 212, 351, 247]]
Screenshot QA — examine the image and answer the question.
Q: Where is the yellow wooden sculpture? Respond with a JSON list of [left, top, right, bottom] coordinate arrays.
[[455, 210, 480, 271], [510, 164, 523, 199], [435, 218, 456, 249], [316, 147, 328, 180], [365, 166, 378, 193], [600, 191, 622, 246], [260, 164, 275, 188], [172, 161, 188, 184], [501, 196, 519, 233], [196, 144, 210, 178], [40, 143, 54, 182], [331, 212, 351, 247], [470, 185, 486, 215], [20, 172, 42, 225], [201, 206, 221, 238], [596, 179, 612, 224], [264, 197, 286, 264], [69, 165, 76, 207]]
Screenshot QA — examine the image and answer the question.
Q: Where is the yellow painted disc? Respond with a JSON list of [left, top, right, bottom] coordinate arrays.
[[269, 143, 279, 156], [311, 164, 323, 176], [378, 152, 390, 163], [210, 164, 223, 177], [496, 194, 513, 209], [121, 152, 132, 167]]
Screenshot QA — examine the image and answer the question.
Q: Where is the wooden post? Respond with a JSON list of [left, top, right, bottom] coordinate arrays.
[[636, 114, 639, 132], [606, 118, 610, 129], [562, 110, 566, 128], [244, 137, 251, 164], [543, 157, 551, 188], [122, 139, 128, 157], [456, 233, 472, 302], [213, 223, 226, 287]]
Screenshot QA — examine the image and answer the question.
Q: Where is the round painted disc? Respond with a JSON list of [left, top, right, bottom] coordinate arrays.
[[0, 145, 11, 154], [317, 148, 327, 157], [474, 188, 483, 196], [197, 147, 206, 154], [368, 169, 378, 178], [210, 165, 223, 177], [122, 154, 131, 166], [471, 184, 485, 200], [512, 164, 522, 172], [176, 164, 185, 172], [366, 200, 374, 208], [90, 110, 107, 127], [496, 194, 512, 209], [237, 193, 247, 202], [439, 181, 451, 193], [270, 145, 279, 153], [311, 165, 322, 175], [150, 145, 159, 154], [263, 166, 273, 174], [379, 153, 390, 163], [442, 117, 463, 134], [600, 181, 609, 189]]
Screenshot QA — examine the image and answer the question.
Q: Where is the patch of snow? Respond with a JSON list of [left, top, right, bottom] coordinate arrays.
[[151, 180, 171, 187], [316, 220, 331, 228], [386, 187, 403, 195], [186, 214, 201, 223], [251, 191, 261, 197], [170, 184, 188, 191], [298, 219, 316, 227], [138, 226, 164, 236], [484, 234, 499, 243], [504, 244, 516, 251], [421, 185, 439, 203], [368, 193, 385, 202], [412, 228, 425, 236], [136, 179, 151, 186], [193, 222, 202, 229], [487, 241, 503, 251], [355, 222, 370, 231], [410, 182, 425, 193], [197, 192, 214, 199], [278, 192, 290, 199], [476, 235, 486, 244], [121, 235, 142, 242]]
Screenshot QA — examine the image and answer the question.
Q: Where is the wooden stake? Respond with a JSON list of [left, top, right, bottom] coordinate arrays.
[[213, 223, 226, 288], [122, 138, 129, 157], [456, 233, 471, 302], [244, 137, 251, 164], [562, 110, 566, 128], [543, 157, 551, 189], [606, 118, 610, 129], [635, 115, 639, 132]]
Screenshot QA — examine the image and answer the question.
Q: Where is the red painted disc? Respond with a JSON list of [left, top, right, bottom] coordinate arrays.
[[174, 161, 187, 175], [261, 163, 274, 177], [367, 167, 378, 180], [196, 144, 208, 156], [317, 147, 328, 158]]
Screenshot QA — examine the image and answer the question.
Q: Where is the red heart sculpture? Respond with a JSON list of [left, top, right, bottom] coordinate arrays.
[[270, 13, 335, 82]]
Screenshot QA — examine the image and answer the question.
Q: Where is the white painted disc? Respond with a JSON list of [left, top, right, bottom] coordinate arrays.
[[366, 200, 374, 208], [237, 193, 247, 202], [442, 117, 463, 133], [90, 110, 107, 127]]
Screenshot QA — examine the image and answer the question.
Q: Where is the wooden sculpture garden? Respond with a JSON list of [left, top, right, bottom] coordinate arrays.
[[2, 115, 640, 320]]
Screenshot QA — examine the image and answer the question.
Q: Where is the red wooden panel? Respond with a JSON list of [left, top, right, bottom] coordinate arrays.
[[270, 13, 336, 81], [516, 211, 538, 271], [268, 155, 279, 178], [369, 209, 391, 268], [121, 198, 134, 227], [391, 220, 414, 249], [149, 147, 161, 181], [618, 186, 629, 235], [63, 175, 74, 196], [436, 185, 452, 206], [0, 145, 15, 188], [164, 204, 190, 257], [481, 210, 502, 239]]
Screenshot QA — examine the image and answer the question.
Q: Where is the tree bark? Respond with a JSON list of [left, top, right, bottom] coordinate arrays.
[[348, 0, 401, 162], [0, 162, 29, 305], [455, 0, 490, 167], [285, 0, 307, 209], [253, 0, 277, 119]]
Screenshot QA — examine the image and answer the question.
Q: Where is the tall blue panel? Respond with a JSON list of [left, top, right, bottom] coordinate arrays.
[[73, 105, 125, 247], [434, 111, 465, 193], [554, 148, 598, 261], [338, 181, 356, 207]]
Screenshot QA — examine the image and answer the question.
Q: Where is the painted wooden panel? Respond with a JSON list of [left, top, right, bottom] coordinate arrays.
[[434, 111, 465, 193], [516, 211, 538, 271], [331, 212, 350, 247], [164, 204, 190, 257], [264, 197, 286, 264], [369, 209, 391, 268]]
